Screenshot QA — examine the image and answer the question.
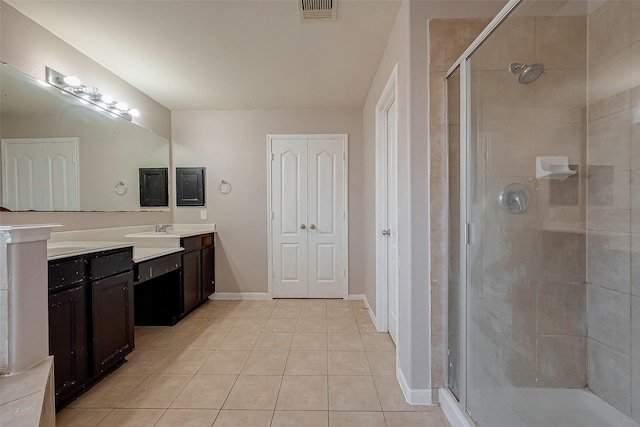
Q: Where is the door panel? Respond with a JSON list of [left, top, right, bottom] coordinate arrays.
[[41, 141, 79, 211], [92, 271, 134, 376], [307, 138, 345, 298], [182, 251, 201, 312], [2, 142, 42, 210], [48, 284, 88, 407], [272, 139, 308, 298], [316, 243, 336, 281]]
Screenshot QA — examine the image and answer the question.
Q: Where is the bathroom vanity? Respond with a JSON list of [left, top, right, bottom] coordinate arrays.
[[48, 244, 135, 408], [132, 232, 215, 325], [46, 224, 216, 409]]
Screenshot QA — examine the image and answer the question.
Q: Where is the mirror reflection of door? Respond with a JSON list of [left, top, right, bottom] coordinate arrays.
[[1, 137, 80, 211]]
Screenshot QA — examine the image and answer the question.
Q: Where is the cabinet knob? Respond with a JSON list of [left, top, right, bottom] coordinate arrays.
[[382, 229, 390, 236], [309, 224, 316, 230], [300, 224, 306, 229]]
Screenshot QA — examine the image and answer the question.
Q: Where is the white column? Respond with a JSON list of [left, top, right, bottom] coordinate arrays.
[[0, 225, 58, 375]]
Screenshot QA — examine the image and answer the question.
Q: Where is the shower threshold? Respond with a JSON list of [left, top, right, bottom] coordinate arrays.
[[464, 387, 639, 427]]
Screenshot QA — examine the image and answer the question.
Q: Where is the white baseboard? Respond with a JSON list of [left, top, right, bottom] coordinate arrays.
[[209, 292, 269, 300], [348, 293, 365, 300], [397, 368, 434, 406], [365, 297, 376, 325], [440, 387, 476, 427]]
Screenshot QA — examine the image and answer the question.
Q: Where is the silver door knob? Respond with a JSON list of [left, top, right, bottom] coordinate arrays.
[[300, 224, 306, 229], [382, 229, 390, 236], [309, 224, 316, 229]]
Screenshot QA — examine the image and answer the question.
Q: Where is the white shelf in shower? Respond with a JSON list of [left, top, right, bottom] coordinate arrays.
[[536, 156, 577, 180]]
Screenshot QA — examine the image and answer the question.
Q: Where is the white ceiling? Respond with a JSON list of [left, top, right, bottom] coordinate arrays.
[[7, 0, 402, 111]]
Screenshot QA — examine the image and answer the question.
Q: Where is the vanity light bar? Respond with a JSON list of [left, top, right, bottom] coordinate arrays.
[[45, 67, 140, 121]]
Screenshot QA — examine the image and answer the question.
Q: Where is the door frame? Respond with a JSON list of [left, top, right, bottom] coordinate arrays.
[[266, 134, 349, 299], [375, 64, 399, 333]]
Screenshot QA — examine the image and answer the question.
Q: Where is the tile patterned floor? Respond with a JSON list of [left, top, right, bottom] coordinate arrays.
[[56, 299, 451, 427]]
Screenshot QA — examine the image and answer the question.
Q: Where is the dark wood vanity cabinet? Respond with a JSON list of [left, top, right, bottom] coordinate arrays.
[[202, 245, 215, 298], [181, 233, 215, 315], [91, 271, 134, 376], [48, 282, 88, 407], [48, 247, 134, 409], [182, 250, 202, 313]]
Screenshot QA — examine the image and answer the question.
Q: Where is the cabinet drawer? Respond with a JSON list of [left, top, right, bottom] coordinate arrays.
[[136, 253, 182, 283], [89, 249, 133, 281], [181, 236, 202, 252], [49, 257, 85, 292]]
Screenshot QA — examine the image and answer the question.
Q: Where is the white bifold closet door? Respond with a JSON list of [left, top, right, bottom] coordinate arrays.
[[269, 135, 347, 299]]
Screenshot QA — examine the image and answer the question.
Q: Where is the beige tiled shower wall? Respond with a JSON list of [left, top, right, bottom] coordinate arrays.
[[474, 14, 589, 390], [428, 18, 486, 403], [586, 0, 640, 420]]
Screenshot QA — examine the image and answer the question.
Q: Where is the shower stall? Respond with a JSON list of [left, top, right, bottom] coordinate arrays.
[[445, 0, 640, 426]]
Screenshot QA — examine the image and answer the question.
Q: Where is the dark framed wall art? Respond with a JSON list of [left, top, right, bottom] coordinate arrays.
[[176, 167, 205, 206]]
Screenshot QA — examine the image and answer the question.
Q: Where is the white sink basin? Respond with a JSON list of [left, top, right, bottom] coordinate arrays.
[[126, 231, 179, 238]]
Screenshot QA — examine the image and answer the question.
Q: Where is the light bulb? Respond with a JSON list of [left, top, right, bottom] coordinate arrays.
[[62, 75, 82, 87], [129, 109, 140, 117], [74, 86, 100, 96], [100, 94, 113, 104], [114, 102, 128, 111]]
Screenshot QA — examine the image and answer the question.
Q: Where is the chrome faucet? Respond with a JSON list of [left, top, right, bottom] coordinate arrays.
[[155, 224, 171, 233]]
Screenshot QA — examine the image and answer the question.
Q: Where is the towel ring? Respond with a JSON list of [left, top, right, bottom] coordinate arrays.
[[218, 180, 231, 195], [114, 181, 127, 195]]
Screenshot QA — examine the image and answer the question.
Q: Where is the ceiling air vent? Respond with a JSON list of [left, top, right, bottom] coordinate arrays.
[[298, 0, 337, 22]]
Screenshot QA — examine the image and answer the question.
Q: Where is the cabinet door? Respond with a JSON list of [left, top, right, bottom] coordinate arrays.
[[182, 251, 201, 313], [49, 285, 88, 407], [92, 271, 134, 375], [201, 245, 215, 299]]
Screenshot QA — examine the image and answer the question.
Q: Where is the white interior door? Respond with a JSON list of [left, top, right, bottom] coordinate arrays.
[[271, 138, 308, 298], [307, 138, 345, 298], [269, 135, 347, 299], [1, 138, 79, 211], [386, 99, 399, 344], [375, 66, 399, 344]]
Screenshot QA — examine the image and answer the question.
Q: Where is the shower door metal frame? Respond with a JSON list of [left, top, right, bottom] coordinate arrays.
[[443, 0, 524, 420]]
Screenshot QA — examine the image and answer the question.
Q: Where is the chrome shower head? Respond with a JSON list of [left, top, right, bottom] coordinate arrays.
[[509, 62, 545, 84]]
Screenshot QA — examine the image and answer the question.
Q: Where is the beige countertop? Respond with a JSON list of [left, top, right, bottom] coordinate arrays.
[[0, 357, 55, 427], [47, 223, 216, 262], [47, 241, 135, 260], [133, 247, 184, 263]]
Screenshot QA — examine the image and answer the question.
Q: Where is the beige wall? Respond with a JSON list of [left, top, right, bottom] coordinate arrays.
[[0, 2, 173, 229], [171, 109, 364, 296]]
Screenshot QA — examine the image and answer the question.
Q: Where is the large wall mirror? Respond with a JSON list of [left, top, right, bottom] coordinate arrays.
[[0, 63, 170, 212]]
